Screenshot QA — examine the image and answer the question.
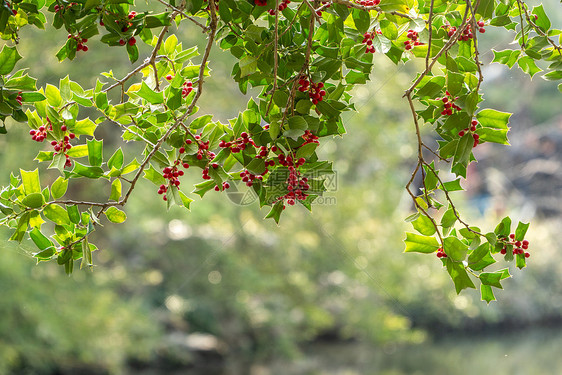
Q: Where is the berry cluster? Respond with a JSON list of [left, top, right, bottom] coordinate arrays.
[[68, 34, 89, 52], [272, 157, 310, 206], [214, 181, 231, 191], [437, 91, 461, 116], [53, 2, 77, 13], [119, 37, 136, 46], [458, 120, 480, 147], [361, 31, 380, 54], [436, 247, 448, 258], [302, 130, 320, 145], [357, 0, 381, 5], [193, 135, 216, 161], [158, 160, 189, 201], [404, 29, 423, 50], [298, 77, 326, 105], [6, 1, 17, 15], [182, 81, 193, 98], [266, 0, 290, 14], [30, 122, 76, 168], [29, 125, 49, 142], [500, 235, 531, 258], [444, 21, 485, 41], [241, 169, 263, 187], [219, 132, 255, 153]]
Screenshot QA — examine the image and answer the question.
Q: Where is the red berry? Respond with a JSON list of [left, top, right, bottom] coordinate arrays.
[[509, 233, 515, 239], [166, 75, 173, 80], [525, 252, 530, 258], [182, 163, 190, 169], [119, 39, 126, 46], [522, 240, 529, 247], [69, 133, 76, 139], [128, 37, 136, 46], [500, 248, 507, 255], [515, 240, 521, 247], [458, 130, 465, 137]]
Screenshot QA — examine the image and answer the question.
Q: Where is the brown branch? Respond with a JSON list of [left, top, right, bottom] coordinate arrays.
[[425, 0, 435, 71], [404, 5, 470, 96], [155, 0, 208, 31], [282, 12, 315, 126], [119, 0, 218, 207], [517, 0, 562, 55], [266, 0, 281, 116]]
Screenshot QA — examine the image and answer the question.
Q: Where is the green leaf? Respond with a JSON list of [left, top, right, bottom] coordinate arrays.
[[468, 242, 490, 264], [469, 251, 496, 271], [240, 56, 258, 77], [137, 82, 164, 104], [80, 236, 93, 270], [45, 84, 63, 107], [492, 49, 521, 68], [476, 127, 510, 145], [178, 191, 193, 210], [379, 20, 398, 40], [107, 148, 124, 170], [415, 76, 446, 98], [442, 178, 463, 192], [110, 179, 122, 201], [10, 212, 30, 242], [20, 168, 41, 195], [494, 216, 511, 236], [480, 284, 496, 304], [67, 205, 80, 224], [532, 5, 550, 32], [22, 193, 45, 208], [143, 165, 166, 186], [514, 221, 529, 241], [265, 201, 284, 224], [74, 118, 97, 136], [43, 204, 70, 225], [87, 139, 103, 167], [0, 45, 22, 75], [446, 259, 476, 294], [441, 207, 457, 228], [126, 42, 139, 64], [476, 0, 494, 19], [542, 70, 562, 81], [443, 236, 468, 261], [30, 227, 53, 250], [480, 272, 504, 289], [72, 162, 104, 179], [403, 232, 440, 253], [476, 109, 511, 129], [411, 214, 436, 236], [517, 56, 541, 78], [105, 206, 127, 223]]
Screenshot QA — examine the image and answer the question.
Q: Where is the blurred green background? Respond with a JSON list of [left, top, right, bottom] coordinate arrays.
[[1, 2, 561, 374]]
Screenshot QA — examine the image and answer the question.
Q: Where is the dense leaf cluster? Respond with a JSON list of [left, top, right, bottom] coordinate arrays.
[[0, 0, 560, 301]]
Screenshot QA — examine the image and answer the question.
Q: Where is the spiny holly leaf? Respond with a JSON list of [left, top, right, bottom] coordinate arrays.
[[446, 259, 476, 294]]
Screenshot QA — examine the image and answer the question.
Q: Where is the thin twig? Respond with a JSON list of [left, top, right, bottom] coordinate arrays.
[[425, 0, 435, 71], [266, 0, 280, 116], [155, 0, 209, 31]]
